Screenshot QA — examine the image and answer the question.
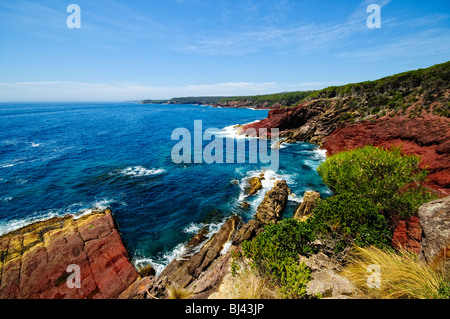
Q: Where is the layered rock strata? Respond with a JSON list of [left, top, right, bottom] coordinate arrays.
[[0, 210, 138, 299]]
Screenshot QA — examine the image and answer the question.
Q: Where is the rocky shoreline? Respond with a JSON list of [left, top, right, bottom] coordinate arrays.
[[0, 176, 448, 299]]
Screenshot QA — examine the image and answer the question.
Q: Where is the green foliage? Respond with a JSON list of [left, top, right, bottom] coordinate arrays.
[[278, 260, 311, 299], [241, 219, 315, 298], [219, 90, 316, 108], [317, 146, 437, 217], [312, 194, 391, 249], [436, 281, 450, 299]]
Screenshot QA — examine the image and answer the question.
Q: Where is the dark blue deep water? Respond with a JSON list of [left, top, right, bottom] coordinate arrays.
[[0, 102, 331, 273]]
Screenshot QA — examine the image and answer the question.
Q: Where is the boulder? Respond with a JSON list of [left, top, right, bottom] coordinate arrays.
[[307, 269, 358, 299], [138, 264, 156, 278], [294, 191, 320, 221], [247, 177, 262, 196], [155, 216, 240, 294], [118, 276, 155, 299], [418, 196, 450, 278], [299, 252, 358, 298], [232, 219, 262, 245], [255, 180, 290, 224]]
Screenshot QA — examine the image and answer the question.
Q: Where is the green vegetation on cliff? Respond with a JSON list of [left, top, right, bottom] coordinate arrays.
[[142, 61, 449, 117], [142, 91, 316, 108], [307, 61, 450, 119], [317, 146, 437, 218], [217, 90, 316, 108], [242, 146, 440, 298]]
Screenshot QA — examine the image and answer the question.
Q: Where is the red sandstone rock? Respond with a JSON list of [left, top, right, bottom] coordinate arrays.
[[392, 216, 422, 255], [0, 210, 138, 299], [322, 114, 450, 197]]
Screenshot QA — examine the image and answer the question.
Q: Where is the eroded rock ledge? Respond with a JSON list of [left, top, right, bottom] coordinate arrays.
[[0, 210, 138, 299]]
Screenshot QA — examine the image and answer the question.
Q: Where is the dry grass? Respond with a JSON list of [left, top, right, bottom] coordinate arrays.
[[341, 245, 446, 299], [209, 258, 279, 299], [166, 284, 193, 299]]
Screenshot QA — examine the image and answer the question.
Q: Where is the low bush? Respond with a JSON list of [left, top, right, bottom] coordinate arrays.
[[312, 193, 391, 251], [317, 145, 437, 217], [241, 219, 314, 298]]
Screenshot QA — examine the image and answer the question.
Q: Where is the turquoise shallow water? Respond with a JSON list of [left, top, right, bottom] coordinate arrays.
[[0, 102, 331, 273]]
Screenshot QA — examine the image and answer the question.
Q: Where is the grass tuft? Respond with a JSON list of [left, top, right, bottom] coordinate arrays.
[[341, 245, 449, 299], [166, 284, 193, 299]]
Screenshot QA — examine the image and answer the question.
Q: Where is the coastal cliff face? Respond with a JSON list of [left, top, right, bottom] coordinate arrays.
[[242, 62, 450, 197], [322, 113, 450, 197], [243, 101, 450, 197], [0, 210, 138, 299]]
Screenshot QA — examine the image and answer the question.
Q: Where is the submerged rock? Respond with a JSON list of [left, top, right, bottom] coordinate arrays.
[[186, 227, 209, 249], [247, 177, 263, 196], [138, 264, 156, 278]]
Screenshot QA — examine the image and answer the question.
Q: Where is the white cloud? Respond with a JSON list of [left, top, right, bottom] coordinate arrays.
[[0, 80, 340, 102], [338, 29, 450, 61], [174, 0, 393, 56]]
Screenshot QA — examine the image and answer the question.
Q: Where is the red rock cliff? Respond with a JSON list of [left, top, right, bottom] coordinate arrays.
[[0, 210, 138, 299]]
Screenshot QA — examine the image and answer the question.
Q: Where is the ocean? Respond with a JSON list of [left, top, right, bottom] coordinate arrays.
[[0, 102, 331, 274]]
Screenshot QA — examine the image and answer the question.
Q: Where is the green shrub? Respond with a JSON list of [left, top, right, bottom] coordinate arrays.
[[241, 219, 315, 298], [436, 281, 450, 299], [317, 146, 436, 217], [312, 194, 391, 250]]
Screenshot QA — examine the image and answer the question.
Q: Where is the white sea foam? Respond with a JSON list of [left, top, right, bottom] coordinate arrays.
[[1, 196, 12, 202], [219, 119, 262, 140], [288, 192, 303, 203], [133, 219, 226, 276], [133, 242, 188, 276], [183, 222, 202, 234], [236, 169, 297, 213], [119, 166, 166, 177], [221, 241, 232, 255], [220, 124, 248, 140], [0, 198, 116, 236], [314, 148, 328, 159]]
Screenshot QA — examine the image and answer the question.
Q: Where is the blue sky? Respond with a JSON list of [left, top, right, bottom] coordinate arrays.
[[0, 0, 449, 102]]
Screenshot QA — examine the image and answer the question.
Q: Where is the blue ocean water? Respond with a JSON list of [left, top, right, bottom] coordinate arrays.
[[0, 102, 331, 273]]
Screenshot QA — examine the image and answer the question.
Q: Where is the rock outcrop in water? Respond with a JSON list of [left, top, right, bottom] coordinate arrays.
[[0, 210, 138, 299], [255, 180, 290, 224]]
